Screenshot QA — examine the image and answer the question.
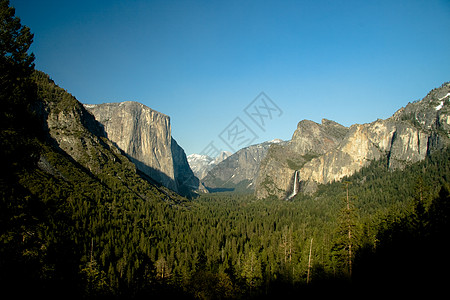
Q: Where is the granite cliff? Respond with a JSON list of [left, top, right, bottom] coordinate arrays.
[[255, 119, 348, 198], [32, 71, 182, 202], [84, 101, 202, 195], [256, 82, 450, 199]]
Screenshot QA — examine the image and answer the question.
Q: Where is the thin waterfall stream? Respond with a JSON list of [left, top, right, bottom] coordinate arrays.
[[286, 170, 299, 200]]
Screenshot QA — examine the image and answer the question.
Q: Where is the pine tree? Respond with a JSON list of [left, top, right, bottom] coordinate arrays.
[[1, 0, 36, 126], [332, 182, 358, 277], [155, 256, 172, 280], [241, 249, 262, 292], [0, 2, 45, 295], [80, 239, 109, 296], [1, 0, 38, 177]]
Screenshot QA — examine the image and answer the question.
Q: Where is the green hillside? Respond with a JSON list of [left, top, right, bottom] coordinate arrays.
[[1, 1, 449, 298]]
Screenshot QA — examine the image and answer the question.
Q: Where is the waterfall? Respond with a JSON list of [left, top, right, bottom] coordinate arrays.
[[286, 170, 299, 200]]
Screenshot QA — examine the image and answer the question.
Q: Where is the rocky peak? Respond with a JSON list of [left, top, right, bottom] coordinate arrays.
[[391, 82, 450, 133], [255, 119, 348, 199], [187, 154, 214, 179], [85, 101, 202, 196], [187, 151, 232, 180], [288, 119, 348, 155], [215, 151, 233, 164], [255, 82, 450, 199]]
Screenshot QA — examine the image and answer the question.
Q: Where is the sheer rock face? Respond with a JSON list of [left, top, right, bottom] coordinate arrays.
[[171, 137, 207, 195], [297, 121, 429, 187], [85, 101, 201, 195], [256, 82, 450, 199], [255, 119, 349, 199], [289, 119, 349, 155]]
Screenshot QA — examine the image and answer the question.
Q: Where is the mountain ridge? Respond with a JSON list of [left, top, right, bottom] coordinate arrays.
[[187, 150, 232, 180], [201, 139, 286, 192], [256, 82, 450, 199]]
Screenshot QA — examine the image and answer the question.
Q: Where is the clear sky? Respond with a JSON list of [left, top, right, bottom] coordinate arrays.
[[11, 0, 450, 155]]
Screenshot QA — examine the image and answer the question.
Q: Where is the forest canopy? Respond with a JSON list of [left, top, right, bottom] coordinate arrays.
[[1, 1, 449, 298]]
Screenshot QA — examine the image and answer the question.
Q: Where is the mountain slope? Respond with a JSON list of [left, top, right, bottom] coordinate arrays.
[[1, 70, 189, 297], [202, 139, 285, 192], [255, 82, 450, 199], [187, 151, 231, 180], [32, 71, 184, 200]]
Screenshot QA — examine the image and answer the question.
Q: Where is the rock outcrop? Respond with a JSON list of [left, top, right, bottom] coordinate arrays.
[[34, 71, 146, 183], [85, 101, 202, 195], [256, 82, 450, 199], [255, 120, 348, 198], [202, 139, 285, 192]]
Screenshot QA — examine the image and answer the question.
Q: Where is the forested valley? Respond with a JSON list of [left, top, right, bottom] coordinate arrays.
[[1, 1, 450, 298], [3, 134, 450, 299]]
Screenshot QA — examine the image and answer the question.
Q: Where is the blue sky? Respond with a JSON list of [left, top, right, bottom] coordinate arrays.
[[11, 0, 450, 155]]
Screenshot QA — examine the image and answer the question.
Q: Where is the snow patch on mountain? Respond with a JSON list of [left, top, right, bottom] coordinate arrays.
[[187, 151, 232, 180], [438, 92, 450, 101]]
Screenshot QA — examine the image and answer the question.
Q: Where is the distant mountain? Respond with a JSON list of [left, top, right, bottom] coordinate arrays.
[[187, 151, 231, 180], [85, 101, 205, 196], [255, 82, 450, 199], [202, 139, 285, 192]]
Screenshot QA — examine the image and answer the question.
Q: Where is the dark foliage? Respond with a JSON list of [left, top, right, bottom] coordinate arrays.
[[1, 1, 450, 298]]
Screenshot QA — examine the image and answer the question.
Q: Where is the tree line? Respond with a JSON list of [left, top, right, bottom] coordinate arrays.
[[1, 1, 449, 298]]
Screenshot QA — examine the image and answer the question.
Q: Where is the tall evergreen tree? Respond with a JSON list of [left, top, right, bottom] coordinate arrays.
[[241, 249, 262, 291], [332, 182, 358, 277], [0, 0, 35, 117], [0, 0, 38, 176]]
